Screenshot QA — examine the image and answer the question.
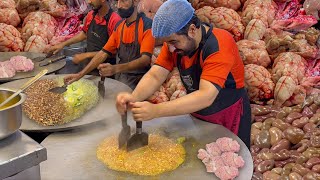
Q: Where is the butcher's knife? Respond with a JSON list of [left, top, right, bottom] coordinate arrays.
[[127, 121, 149, 151], [118, 111, 131, 149], [39, 55, 66, 67], [98, 76, 106, 98], [32, 52, 54, 62]]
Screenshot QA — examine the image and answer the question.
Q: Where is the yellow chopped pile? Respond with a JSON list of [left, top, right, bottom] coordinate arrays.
[[96, 134, 186, 176]]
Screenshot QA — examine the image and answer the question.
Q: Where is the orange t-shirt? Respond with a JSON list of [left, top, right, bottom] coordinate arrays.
[[155, 28, 244, 89], [102, 13, 155, 58]]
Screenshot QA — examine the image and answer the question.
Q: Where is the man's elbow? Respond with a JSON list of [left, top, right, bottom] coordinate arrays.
[[201, 91, 217, 108]]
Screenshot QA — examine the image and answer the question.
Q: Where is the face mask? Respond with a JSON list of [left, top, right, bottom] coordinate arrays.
[[118, 4, 134, 18]]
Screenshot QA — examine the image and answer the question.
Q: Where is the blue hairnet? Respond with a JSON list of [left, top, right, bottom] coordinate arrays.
[[152, 0, 194, 38]]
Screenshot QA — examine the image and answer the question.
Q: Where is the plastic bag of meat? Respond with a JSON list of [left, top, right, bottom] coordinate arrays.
[[303, 0, 320, 20], [0, 23, 24, 52], [244, 64, 275, 101], [9, 56, 34, 72], [195, 6, 244, 41], [0, 61, 16, 78]]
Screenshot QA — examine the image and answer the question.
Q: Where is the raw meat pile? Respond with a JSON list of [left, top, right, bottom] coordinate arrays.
[[146, 0, 320, 178], [0, 0, 86, 53], [0, 56, 34, 78], [251, 96, 320, 179], [197, 137, 245, 180], [149, 0, 319, 106]]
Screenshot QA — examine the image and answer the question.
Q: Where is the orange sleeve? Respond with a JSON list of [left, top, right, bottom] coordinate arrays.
[[201, 51, 235, 88], [140, 29, 155, 57], [102, 26, 119, 55], [82, 11, 93, 33], [154, 43, 174, 71]]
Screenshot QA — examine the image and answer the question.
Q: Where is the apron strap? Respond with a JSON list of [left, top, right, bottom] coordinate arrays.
[[120, 14, 140, 44]]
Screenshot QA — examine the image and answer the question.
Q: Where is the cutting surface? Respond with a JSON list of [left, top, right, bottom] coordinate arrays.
[[41, 114, 253, 180], [0, 75, 132, 132], [0, 52, 66, 82], [0, 130, 47, 179]]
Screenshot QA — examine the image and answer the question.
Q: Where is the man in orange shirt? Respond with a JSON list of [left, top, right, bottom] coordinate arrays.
[[116, 0, 251, 147], [47, 0, 122, 75], [64, 0, 155, 89]]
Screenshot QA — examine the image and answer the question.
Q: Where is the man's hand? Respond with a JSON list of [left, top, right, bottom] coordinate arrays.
[[116, 92, 136, 115], [72, 53, 88, 64], [46, 43, 64, 54], [98, 63, 117, 77], [131, 101, 159, 121], [64, 73, 82, 85]]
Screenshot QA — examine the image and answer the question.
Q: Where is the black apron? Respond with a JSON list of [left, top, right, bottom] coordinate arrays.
[[176, 25, 251, 148], [116, 13, 150, 89], [82, 9, 116, 75]]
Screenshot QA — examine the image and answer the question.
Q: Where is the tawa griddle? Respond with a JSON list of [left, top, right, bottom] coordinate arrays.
[[0, 52, 66, 82], [40, 114, 253, 180], [0, 75, 132, 132]]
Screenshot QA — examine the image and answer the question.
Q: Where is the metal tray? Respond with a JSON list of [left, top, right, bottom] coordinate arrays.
[[40, 114, 253, 180], [0, 52, 66, 82], [0, 75, 132, 132]]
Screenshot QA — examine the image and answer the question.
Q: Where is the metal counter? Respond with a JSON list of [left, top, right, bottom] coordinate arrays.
[[41, 114, 253, 180], [0, 130, 47, 179]]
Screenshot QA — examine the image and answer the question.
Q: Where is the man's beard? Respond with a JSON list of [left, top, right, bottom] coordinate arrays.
[[175, 39, 197, 56], [90, 4, 101, 10], [118, 4, 134, 18]]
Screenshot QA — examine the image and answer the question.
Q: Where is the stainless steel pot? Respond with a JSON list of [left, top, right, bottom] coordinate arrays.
[[0, 88, 26, 140]]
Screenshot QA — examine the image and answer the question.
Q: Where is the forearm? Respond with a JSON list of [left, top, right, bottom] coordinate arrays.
[[115, 57, 150, 74], [132, 69, 167, 102], [83, 51, 98, 59], [62, 31, 86, 47], [79, 51, 108, 76]]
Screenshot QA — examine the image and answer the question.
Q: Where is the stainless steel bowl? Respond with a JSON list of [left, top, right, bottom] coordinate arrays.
[[0, 89, 26, 140]]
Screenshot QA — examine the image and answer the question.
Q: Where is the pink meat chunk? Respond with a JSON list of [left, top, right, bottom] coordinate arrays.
[[9, 56, 34, 72], [0, 61, 16, 78], [221, 152, 245, 168], [206, 142, 222, 156], [197, 149, 211, 163], [216, 137, 241, 153]]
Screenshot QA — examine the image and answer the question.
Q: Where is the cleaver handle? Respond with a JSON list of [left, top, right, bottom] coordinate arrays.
[[100, 76, 105, 82], [136, 121, 142, 134], [49, 55, 66, 63], [121, 111, 128, 127]]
